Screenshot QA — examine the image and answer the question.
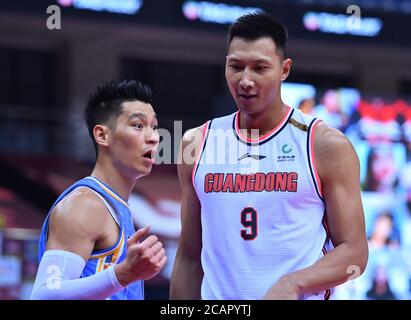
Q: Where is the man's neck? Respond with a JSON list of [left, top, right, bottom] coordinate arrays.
[[91, 161, 136, 202], [239, 101, 288, 138]]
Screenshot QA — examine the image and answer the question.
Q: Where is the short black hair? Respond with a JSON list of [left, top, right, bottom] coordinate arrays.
[[85, 79, 152, 155], [227, 12, 288, 57]]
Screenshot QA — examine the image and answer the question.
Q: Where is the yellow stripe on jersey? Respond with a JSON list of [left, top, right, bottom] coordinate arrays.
[[92, 178, 128, 207], [288, 117, 308, 132], [110, 232, 125, 265], [97, 256, 106, 273]]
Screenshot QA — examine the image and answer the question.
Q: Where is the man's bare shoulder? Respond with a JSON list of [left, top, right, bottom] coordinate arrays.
[[182, 125, 204, 146], [179, 124, 208, 165], [315, 122, 355, 157], [314, 122, 359, 180], [49, 187, 110, 240]]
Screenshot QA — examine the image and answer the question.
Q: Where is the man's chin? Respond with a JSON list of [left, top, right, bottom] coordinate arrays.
[[131, 165, 153, 180], [237, 103, 261, 115], [140, 166, 153, 176]]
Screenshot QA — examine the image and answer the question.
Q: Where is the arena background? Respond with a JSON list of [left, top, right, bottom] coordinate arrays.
[[0, 0, 411, 300]]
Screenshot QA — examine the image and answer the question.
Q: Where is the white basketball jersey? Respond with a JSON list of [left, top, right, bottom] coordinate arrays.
[[193, 107, 332, 300]]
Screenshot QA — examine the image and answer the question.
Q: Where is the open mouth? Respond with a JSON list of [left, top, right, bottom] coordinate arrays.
[[143, 150, 153, 159], [142, 150, 156, 166]]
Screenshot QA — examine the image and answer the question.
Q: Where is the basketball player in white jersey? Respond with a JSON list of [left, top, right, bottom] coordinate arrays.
[[170, 13, 368, 300], [31, 80, 166, 299]]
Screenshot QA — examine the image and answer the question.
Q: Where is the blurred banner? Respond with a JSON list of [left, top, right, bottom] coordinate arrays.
[[1, 0, 410, 47]]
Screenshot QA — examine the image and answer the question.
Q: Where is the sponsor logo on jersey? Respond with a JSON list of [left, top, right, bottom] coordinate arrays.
[[238, 153, 266, 161], [278, 144, 295, 162], [282, 144, 292, 154]]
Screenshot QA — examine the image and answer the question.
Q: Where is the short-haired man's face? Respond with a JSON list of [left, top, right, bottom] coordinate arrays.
[[106, 101, 159, 179], [225, 36, 291, 115]]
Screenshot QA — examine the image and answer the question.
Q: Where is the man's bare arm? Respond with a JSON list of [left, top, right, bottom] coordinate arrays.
[[170, 126, 204, 300], [46, 188, 111, 261]]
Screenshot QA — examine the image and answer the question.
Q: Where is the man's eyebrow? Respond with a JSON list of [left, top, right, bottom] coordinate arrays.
[[226, 57, 272, 64], [254, 58, 272, 64], [226, 57, 243, 63], [129, 112, 146, 120], [129, 112, 158, 122]]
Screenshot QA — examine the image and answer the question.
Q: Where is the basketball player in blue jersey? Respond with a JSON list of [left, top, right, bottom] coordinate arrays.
[[31, 80, 167, 300], [170, 13, 368, 300]]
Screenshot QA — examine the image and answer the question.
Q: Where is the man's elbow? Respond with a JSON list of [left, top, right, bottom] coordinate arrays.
[[354, 240, 369, 276]]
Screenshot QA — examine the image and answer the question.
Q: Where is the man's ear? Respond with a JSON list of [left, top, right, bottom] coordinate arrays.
[[93, 124, 110, 148], [281, 58, 292, 82]]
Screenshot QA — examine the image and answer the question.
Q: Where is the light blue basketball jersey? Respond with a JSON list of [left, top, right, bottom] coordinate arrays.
[[38, 176, 144, 300]]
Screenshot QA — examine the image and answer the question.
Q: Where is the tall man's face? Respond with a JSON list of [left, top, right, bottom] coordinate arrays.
[[225, 36, 291, 115]]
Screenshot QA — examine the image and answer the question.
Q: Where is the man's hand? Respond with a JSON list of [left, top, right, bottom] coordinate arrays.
[[115, 225, 167, 286], [262, 275, 301, 300]]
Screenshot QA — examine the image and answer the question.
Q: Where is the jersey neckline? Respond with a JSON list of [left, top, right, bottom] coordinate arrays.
[[233, 106, 294, 145], [86, 176, 129, 207]]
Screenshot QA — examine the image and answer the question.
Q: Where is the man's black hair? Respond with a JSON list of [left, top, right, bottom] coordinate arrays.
[[85, 79, 152, 155], [228, 12, 288, 57]]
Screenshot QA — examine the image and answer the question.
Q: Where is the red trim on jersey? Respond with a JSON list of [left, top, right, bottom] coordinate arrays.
[[322, 244, 332, 300], [322, 213, 330, 240], [192, 121, 210, 187], [309, 119, 323, 198], [321, 212, 331, 300], [235, 106, 292, 143]]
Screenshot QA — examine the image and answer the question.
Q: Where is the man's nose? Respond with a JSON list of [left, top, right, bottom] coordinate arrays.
[[147, 128, 159, 145], [239, 69, 254, 90]]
